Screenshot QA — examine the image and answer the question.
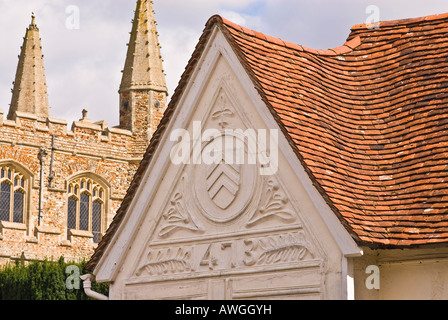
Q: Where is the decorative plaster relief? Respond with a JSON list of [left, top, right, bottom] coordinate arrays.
[[211, 95, 235, 129], [159, 179, 203, 238], [206, 161, 241, 210], [158, 86, 300, 238], [247, 177, 296, 227], [193, 149, 257, 224], [243, 232, 313, 266], [135, 247, 192, 276], [134, 232, 315, 279]]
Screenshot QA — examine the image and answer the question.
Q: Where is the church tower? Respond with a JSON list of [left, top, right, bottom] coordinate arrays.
[[0, 4, 169, 267], [119, 0, 168, 154], [8, 14, 50, 121]]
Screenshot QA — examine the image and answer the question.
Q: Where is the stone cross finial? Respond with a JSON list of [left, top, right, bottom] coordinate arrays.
[[80, 108, 92, 122], [30, 13, 37, 29]]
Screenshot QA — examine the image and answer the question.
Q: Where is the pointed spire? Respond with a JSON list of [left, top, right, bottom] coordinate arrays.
[[119, 0, 167, 94], [8, 13, 50, 120]]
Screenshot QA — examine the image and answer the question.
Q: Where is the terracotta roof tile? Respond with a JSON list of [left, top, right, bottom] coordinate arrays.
[[86, 12, 448, 271], [216, 13, 448, 249]]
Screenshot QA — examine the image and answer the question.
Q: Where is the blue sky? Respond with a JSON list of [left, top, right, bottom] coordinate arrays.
[[1, 0, 448, 126]]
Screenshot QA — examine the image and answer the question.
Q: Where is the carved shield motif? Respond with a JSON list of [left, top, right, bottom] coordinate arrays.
[[193, 133, 259, 224], [206, 161, 240, 209]]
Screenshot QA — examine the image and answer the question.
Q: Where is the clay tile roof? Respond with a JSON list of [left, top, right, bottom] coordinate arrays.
[[86, 12, 448, 271]]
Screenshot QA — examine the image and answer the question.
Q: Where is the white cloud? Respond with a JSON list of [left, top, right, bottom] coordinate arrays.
[[218, 10, 248, 26], [157, 26, 199, 97]]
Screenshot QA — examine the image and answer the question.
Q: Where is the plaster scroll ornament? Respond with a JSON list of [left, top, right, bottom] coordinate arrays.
[[159, 179, 203, 238], [247, 178, 296, 227], [211, 95, 235, 129], [243, 233, 313, 267], [135, 247, 192, 276]]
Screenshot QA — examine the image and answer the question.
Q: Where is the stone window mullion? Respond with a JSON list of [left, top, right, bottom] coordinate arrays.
[[0, 163, 30, 226], [13, 189, 24, 223], [0, 181, 12, 221], [67, 176, 106, 243]]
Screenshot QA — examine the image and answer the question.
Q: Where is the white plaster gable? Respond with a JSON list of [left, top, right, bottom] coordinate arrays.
[[93, 26, 361, 299]]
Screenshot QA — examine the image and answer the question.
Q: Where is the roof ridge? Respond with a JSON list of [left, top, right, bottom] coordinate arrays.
[[214, 15, 362, 56], [351, 11, 448, 30]]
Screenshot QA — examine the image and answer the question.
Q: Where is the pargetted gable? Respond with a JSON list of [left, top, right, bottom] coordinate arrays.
[[121, 56, 330, 298], [88, 12, 448, 276], [87, 17, 361, 299]]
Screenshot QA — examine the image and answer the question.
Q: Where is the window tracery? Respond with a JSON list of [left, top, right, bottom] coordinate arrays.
[[67, 176, 105, 243], [0, 165, 28, 224]]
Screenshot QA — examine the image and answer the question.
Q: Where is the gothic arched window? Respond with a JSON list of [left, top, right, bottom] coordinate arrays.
[[0, 165, 28, 224], [67, 176, 106, 243]]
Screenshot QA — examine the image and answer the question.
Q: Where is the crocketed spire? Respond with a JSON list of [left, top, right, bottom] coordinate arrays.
[[119, 0, 167, 94], [8, 14, 50, 120]]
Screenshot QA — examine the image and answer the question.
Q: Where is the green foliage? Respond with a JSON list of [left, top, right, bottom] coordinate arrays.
[[0, 257, 109, 300]]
